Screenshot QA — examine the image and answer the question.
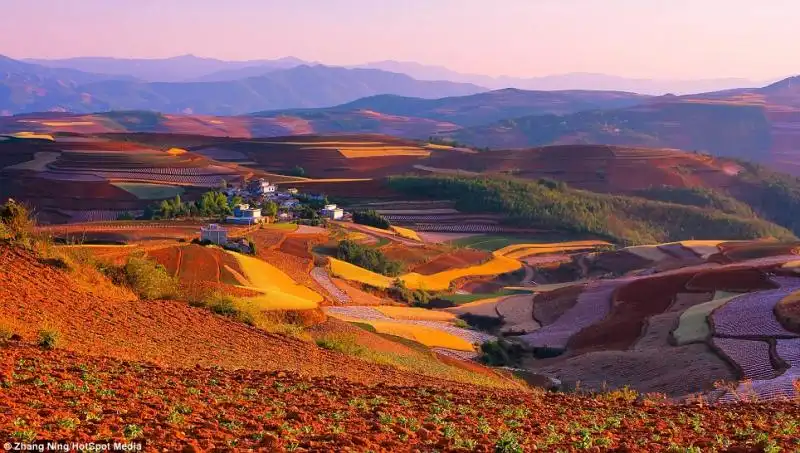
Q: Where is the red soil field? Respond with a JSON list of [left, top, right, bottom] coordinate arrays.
[[279, 234, 327, 260], [4, 344, 799, 451], [0, 246, 443, 386], [147, 246, 181, 276], [718, 241, 800, 262], [178, 245, 220, 282], [412, 249, 493, 275], [686, 267, 778, 292], [587, 250, 654, 275], [568, 272, 698, 351], [380, 243, 442, 268]]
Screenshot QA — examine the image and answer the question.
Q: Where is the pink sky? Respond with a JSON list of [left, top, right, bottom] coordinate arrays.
[[2, 0, 797, 79]]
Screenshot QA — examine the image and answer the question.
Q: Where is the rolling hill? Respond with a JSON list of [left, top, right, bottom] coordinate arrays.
[[257, 88, 651, 127]]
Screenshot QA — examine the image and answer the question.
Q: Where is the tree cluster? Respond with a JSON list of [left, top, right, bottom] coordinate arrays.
[[352, 210, 390, 230], [336, 239, 403, 277]]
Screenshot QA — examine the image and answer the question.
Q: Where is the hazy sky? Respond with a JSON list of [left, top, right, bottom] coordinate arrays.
[[2, 0, 797, 79]]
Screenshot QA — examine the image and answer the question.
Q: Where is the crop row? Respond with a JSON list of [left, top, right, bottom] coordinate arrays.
[[711, 337, 778, 380], [776, 339, 800, 368], [711, 288, 800, 338], [520, 278, 626, 349], [718, 371, 800, 402], [383, 215, 500, 223], [310, 267, 351, 304], [52, 166, 229, 176], [404, 224, 509, 233], [59, 210, 141, 223]]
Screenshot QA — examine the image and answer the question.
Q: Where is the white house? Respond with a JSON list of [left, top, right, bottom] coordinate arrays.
[[248, 178, 277, 195], [320, 203, 344, 220], [200, 224, 228, 244], [226, 203, 265, 225]]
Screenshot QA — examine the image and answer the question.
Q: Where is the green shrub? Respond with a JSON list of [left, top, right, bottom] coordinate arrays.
[[123, 256, 179, 300], [0, 199, 36, 247], [38, 329, 60, 350], [479, 339, 525, 367], [352, 210, 391, 229], [316, 334, 365, 356], [204, 294, 255, 326], [336, 240, 403, 277]]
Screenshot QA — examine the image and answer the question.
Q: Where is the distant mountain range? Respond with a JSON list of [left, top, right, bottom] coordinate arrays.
[[25, 54, 777, 94], [260, 89, 650, 127], [0, 56, 484, 115]]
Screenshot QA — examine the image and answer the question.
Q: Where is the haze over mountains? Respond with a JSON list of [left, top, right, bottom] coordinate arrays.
[[25, 54, 773, 94]]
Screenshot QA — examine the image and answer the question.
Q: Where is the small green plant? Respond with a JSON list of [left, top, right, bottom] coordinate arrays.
[[495, 430, 522, 453], [122, 424, 144, 440], [57, 418, 79, 430], [315, 334, 365, 356], [37, 329, 60, 350]]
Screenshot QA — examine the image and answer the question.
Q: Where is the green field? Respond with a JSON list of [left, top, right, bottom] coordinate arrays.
[[450, 232, 610, 251], [440, 289, 530, 305], [112, 183, 185, 200]]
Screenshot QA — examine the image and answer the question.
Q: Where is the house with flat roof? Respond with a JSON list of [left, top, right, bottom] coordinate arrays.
[[200, 223, 228, 244], [226, 204, 265, 225], [320, 203, 344, 220]]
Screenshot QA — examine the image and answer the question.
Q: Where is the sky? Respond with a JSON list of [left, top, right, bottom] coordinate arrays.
[[1, 0, 797, 80]]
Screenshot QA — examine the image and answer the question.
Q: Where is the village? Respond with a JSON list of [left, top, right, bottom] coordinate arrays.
[[199, 178, 346, 253]]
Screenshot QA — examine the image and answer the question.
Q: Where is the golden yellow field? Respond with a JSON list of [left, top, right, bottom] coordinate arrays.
[[373, 306, 456, 321], [494, 240, 611, 257], [391, 226, 422, 241], [12, 131, 55, 141], [329, 257, 394, 289], [361, 321, 475, 351], [399, 254, 522, 291], [166, 147, 188, 155], [39, 121, 95, 127], [424, 143, 454, 150], [229, 252, 323, 309], [330, 254, 522, 291], [338, 148, 430, 158]]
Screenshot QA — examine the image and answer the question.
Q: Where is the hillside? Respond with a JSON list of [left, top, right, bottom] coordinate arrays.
[[256, 88, 650, 127], [3, 206, 800, 450], [387, 175, 796, 245], [444, 76, 800, 174]]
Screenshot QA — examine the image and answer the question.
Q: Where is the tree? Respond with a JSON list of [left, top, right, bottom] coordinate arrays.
[[290, 166, 306, 177], [262, 200, 278, 218], [353, 210, 390, 229]]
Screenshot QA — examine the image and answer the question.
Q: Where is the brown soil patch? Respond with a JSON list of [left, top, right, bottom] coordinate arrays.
[[529, 343, 737, 397], [331, 277, 391, 306], [686, 267, 778, 292], [532, 284, 585, 326], [587, 250, 654, 276], [380, 243, 442, 268], [412, 249, 492, 275], [279, 233, 326, 260], [776, 295, 800, 334]]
